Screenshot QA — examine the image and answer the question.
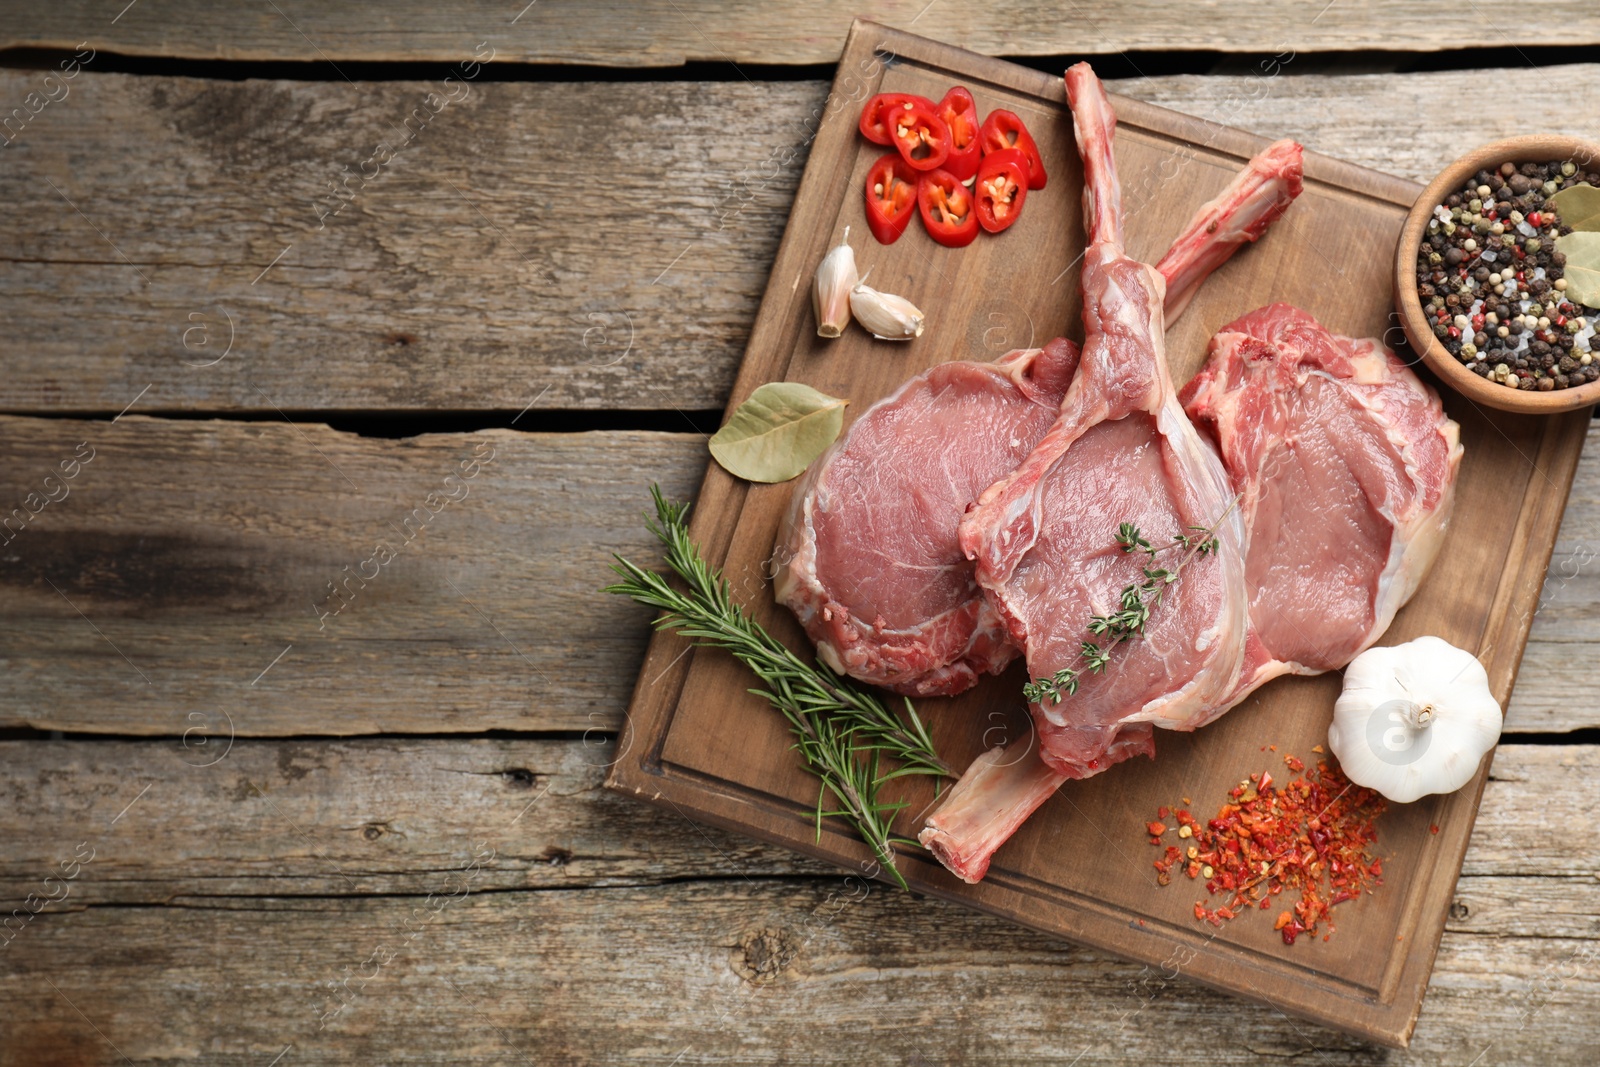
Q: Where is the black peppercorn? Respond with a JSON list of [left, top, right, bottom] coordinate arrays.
[[1416, 158, 1591, 392]]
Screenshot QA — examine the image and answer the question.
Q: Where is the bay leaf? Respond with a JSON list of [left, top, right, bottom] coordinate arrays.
[[1557, 230, 1600, 310], [1548, 182, 1600, 232], [708, 382, 847, 483]]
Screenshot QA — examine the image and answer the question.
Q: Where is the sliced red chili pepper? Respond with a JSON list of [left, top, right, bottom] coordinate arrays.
[[974, 148, 1028, 234], [916, 168, 978, 248], [978, 109, 1047, 190], [885, 96, 950, 172], [858, 92, 933, 145], [936, 86, 981, 182], [864, 153, 918, 245]]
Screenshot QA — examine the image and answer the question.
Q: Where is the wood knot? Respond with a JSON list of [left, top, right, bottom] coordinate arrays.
[[362, 822, 389, 841], [540, 846, 573, 867], [1449, 900, 1470, 921], [501, 768, 537, 790], [732, 927, 798, 985]]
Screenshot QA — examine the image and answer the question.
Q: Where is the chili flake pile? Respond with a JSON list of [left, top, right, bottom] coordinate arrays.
[[1146, 754, 1386, 945]]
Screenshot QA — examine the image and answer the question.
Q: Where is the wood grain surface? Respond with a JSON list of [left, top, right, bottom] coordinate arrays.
[[609, 23, 1591, 1046], [6, 65, 1600, 414], [5, 0, 1600, 66], [2, 415, 1598, 738], [0, 739, 1595, 1065], [0, 420, 700, 736]]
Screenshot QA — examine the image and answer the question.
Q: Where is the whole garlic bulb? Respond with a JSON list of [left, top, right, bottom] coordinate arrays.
[[1328, 636, 1502, 804]]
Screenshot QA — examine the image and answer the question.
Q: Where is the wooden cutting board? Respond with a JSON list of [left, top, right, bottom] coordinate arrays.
[[607, 20, 1590, 1047]]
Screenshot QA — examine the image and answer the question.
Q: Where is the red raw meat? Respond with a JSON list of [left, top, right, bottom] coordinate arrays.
[[919, 65, 1259, 882], [1180, 302, 1463, 702], [920, 305, 1463, 886], [958, 63, 1249, 769], [775, 339, 1080, 695], [776, 139, 1303, 697]]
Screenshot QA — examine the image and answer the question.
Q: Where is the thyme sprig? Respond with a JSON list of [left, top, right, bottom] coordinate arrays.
[[1022, 504, 1236, 707], [605, 487, 955, 889]]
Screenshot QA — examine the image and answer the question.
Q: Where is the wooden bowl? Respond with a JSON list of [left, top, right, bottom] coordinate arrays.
[[1394, 134, 1600, 414]]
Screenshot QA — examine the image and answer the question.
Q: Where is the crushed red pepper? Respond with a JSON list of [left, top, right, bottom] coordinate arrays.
[[1148, 754, 1386, 945]]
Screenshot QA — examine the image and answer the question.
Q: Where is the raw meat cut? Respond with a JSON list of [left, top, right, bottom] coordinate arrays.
[[919, 307, 1463, 884], [775, 338, 1081, 696], [921, 64, 1250, 881], [776, 140, 1304, 697], [960, 63, 1249, 762], [921, 64, 1280, 883], [1179, 302, 1463, 701]]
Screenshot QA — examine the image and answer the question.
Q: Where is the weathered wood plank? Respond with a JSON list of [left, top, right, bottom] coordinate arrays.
[[6, 66, 1600, 413], [0, 416, 1595, 735], [6, 4, 1600, 66], [0, 738, 836, 903], [1, 865, 1595, 1063], [0, 419, 703, 735], [6, 896, 1593, 1067], [0, 739, 1584, 904], [1, 740, 1596, 1062]]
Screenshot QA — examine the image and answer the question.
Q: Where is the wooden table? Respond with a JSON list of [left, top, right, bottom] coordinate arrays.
[[3, 6, 1600, 1063]]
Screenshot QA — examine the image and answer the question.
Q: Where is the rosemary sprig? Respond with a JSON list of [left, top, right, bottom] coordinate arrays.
[[605, 487, 955, 889], [1022, 504, 1235, 706]]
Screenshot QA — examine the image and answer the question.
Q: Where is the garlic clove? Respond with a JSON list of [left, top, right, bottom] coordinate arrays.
[[849, 279, 925, 341], [1328, 636, 1502, 804], [812, 227, 858, 339]]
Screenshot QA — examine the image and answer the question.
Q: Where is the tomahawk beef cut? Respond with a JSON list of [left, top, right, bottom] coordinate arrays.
[[1180, 302, 1463, 702], [920, 306, 1463, 884], [922, 64, 1250, 884], [920, 68, 1322, 883], [776, 139, 1304, 697]]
